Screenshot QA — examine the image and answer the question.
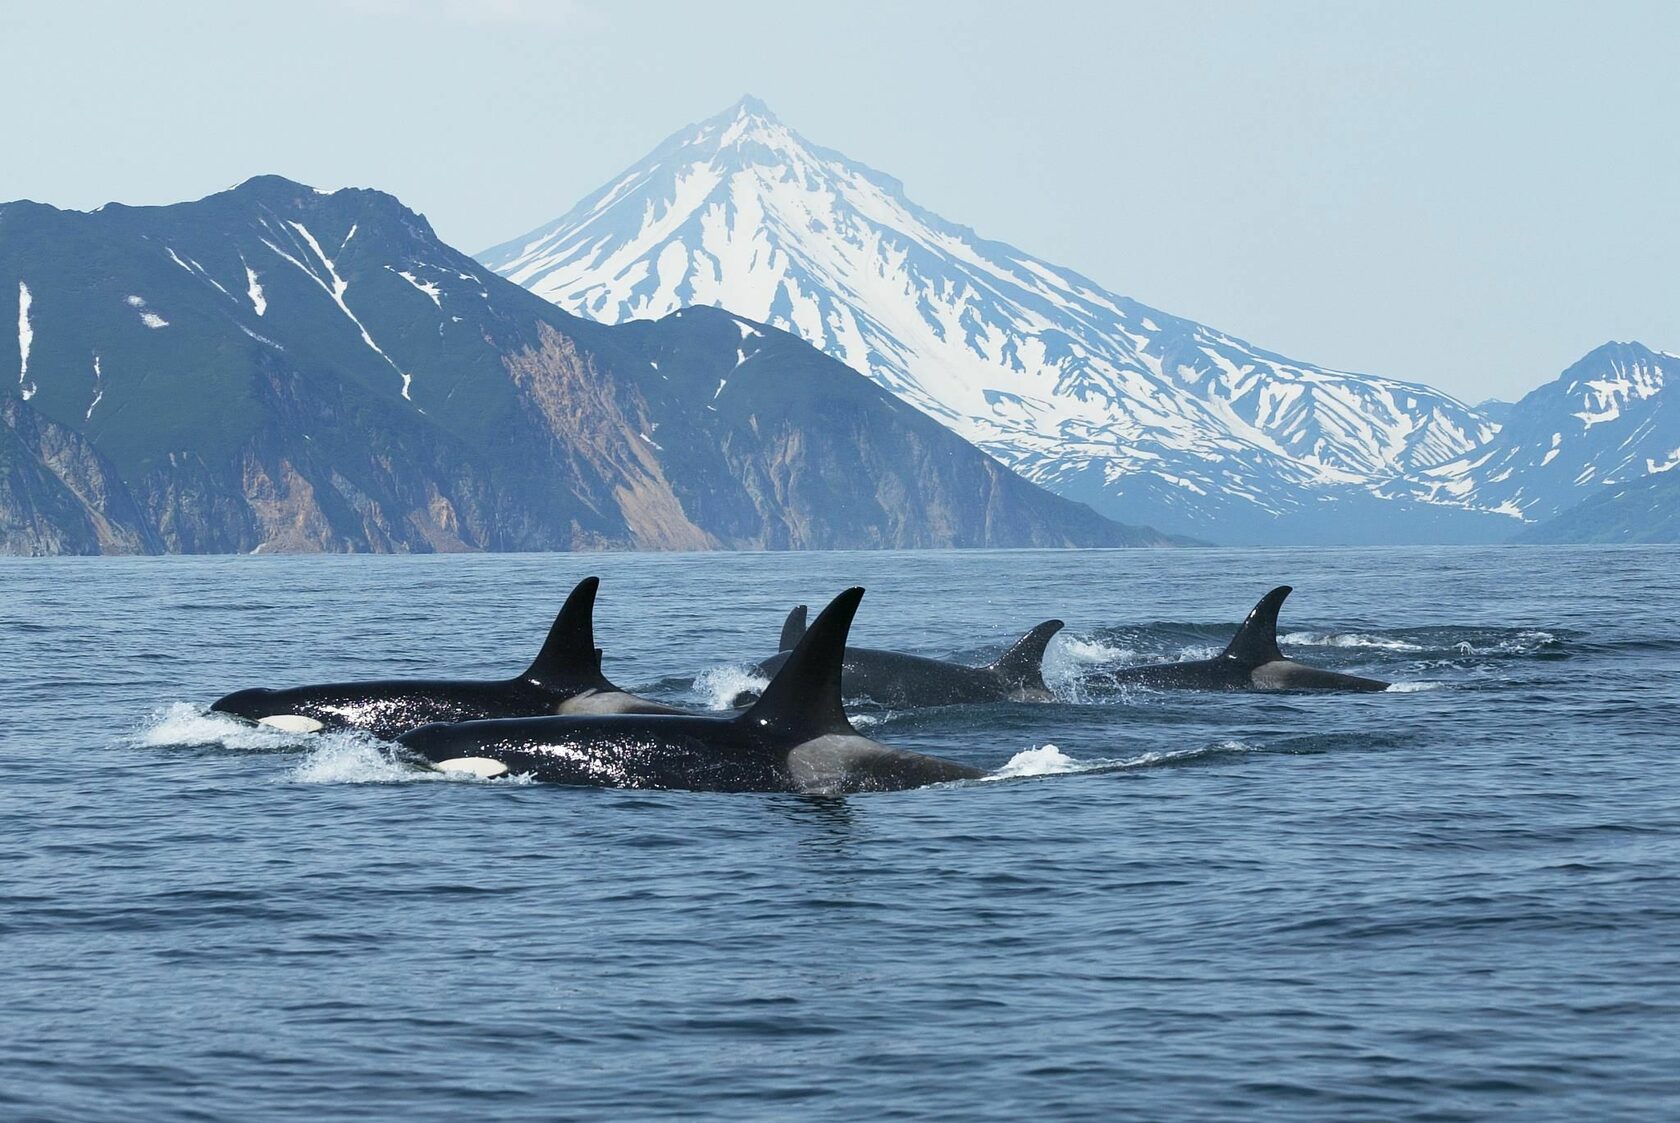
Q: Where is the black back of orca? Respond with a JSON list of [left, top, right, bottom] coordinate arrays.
[[210, 577, 686, 739], [400, 588, 987, 794], [1104, 586, 1390, 692], [741, 605, 1064, 708]]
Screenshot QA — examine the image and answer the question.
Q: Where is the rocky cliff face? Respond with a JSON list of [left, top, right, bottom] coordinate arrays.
[[0, 397, 156, 555], [0, 178, 1173, 554]]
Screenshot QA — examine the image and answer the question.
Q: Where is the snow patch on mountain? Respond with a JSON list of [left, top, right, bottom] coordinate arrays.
[[86, 354, 103, 420], [388, 266, 443, 308], [17, 280, 35, 400], [243, 260, 267, 316], [125, 294, 169, 329]]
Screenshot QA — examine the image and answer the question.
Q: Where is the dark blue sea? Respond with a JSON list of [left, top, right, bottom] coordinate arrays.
[[3, 546, 1678, 1121]]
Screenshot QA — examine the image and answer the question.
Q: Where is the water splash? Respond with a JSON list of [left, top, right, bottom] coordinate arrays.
[[1385, 681, 1446, 693], [990, 744, 1087, 777], [1041, 635, 1135, 700], [135, 702, 304, 752], [289, 736, 433, 784], [690, 664, 768, 710], [1053, 635, 1136, 665], [1282, 630, 1426, 652]]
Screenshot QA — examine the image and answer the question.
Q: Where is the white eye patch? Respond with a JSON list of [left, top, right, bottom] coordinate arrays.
[[257, 714, 326, 733]]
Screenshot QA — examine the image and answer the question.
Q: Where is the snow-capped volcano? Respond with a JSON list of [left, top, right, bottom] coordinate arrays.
[[481, 96, 1504, 543]]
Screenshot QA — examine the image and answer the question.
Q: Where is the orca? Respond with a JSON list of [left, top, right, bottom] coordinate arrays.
[[399, 588, 988, 794], [1102, 586, 1390, 692], [732, 605, 1065, 709], [210, 577, 685, 739]]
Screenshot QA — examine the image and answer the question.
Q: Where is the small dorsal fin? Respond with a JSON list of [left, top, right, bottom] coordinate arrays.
[[524, 577, 614, 691], [741, 588, 863, 740], [1221, 586, 1291, 666], [778, 604, 808, 651], [988, 619, 1064, 689]]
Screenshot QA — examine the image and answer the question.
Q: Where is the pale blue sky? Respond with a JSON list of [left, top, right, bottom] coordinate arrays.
[[3, 0, 1674, 402]]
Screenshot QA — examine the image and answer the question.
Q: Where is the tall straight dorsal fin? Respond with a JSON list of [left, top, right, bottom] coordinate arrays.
[[742, 588, 863, 740], [524, 577, 614, 691], [988, 619, 1065, 689], [1221, 586, 1291, 666], [778, 604, 808, 651]]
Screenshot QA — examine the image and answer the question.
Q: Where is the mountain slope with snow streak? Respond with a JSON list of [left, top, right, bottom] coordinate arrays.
[[482, 96, 1505, 543]]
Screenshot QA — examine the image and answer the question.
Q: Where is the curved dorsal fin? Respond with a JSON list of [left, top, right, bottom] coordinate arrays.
[[524, 577, 614, 691], [988, 619, 1064, 689], [742, 588, 863, 740], [778, 604, 808, 651], [1221, 586, 1291, 666]]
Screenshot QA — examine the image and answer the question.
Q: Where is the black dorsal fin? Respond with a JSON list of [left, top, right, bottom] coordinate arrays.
[[988, 619, 1065, 689], [741, 588, 863, 740], [1221, 586, 1291, 666], [524, 577, 614, 691], [778, 604, 808, 651]]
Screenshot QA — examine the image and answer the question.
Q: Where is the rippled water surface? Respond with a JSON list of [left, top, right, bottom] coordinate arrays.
[[3, 546, 1678, 1120]]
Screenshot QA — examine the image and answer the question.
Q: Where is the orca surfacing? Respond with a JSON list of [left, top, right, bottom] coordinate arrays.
[[210, 577, 684, 739], [400, 589, 987, 794], [1103, 586, 1390, 692], [734, 605, 1065, 708]]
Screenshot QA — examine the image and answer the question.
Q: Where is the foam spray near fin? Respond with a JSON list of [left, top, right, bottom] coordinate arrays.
[[989, 619, 1065, 689]]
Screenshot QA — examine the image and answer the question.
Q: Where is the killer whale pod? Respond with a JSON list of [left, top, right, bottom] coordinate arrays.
[[401, 588, 988, 794]]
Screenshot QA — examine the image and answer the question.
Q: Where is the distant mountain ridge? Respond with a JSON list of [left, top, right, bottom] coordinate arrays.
[[1393, 342, 1680, 524], [482, 96, 1521, 544], [1517, 464, 1680, 544], [1, 176, 1173, 554]]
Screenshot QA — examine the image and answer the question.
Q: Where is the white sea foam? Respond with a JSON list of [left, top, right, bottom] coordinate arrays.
[[136, 702, 303, 751], [289, 737, 440, 784], [990, 744, 1086, 777], [1040, 634, 1144, 699], [690, 664, 768, 710], [1053, 635, 1133, 664], [986, 739, 1253, 780], [1385, 681, 1445, 693], [1282, 630, 1425, 652]]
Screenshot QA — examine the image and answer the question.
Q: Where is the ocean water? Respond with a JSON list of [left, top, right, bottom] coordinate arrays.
[[2, 546, 1677, 1121]]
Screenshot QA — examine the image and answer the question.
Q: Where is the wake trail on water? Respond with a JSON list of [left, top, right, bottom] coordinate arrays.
[[132, 702, 456, 785], [986, 739, 1258, 780]]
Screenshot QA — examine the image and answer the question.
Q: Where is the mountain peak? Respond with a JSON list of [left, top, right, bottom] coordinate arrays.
[[682, 94, 803, 161], [1568, 340, 1661, 369], [721, 93, 777, 123]]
